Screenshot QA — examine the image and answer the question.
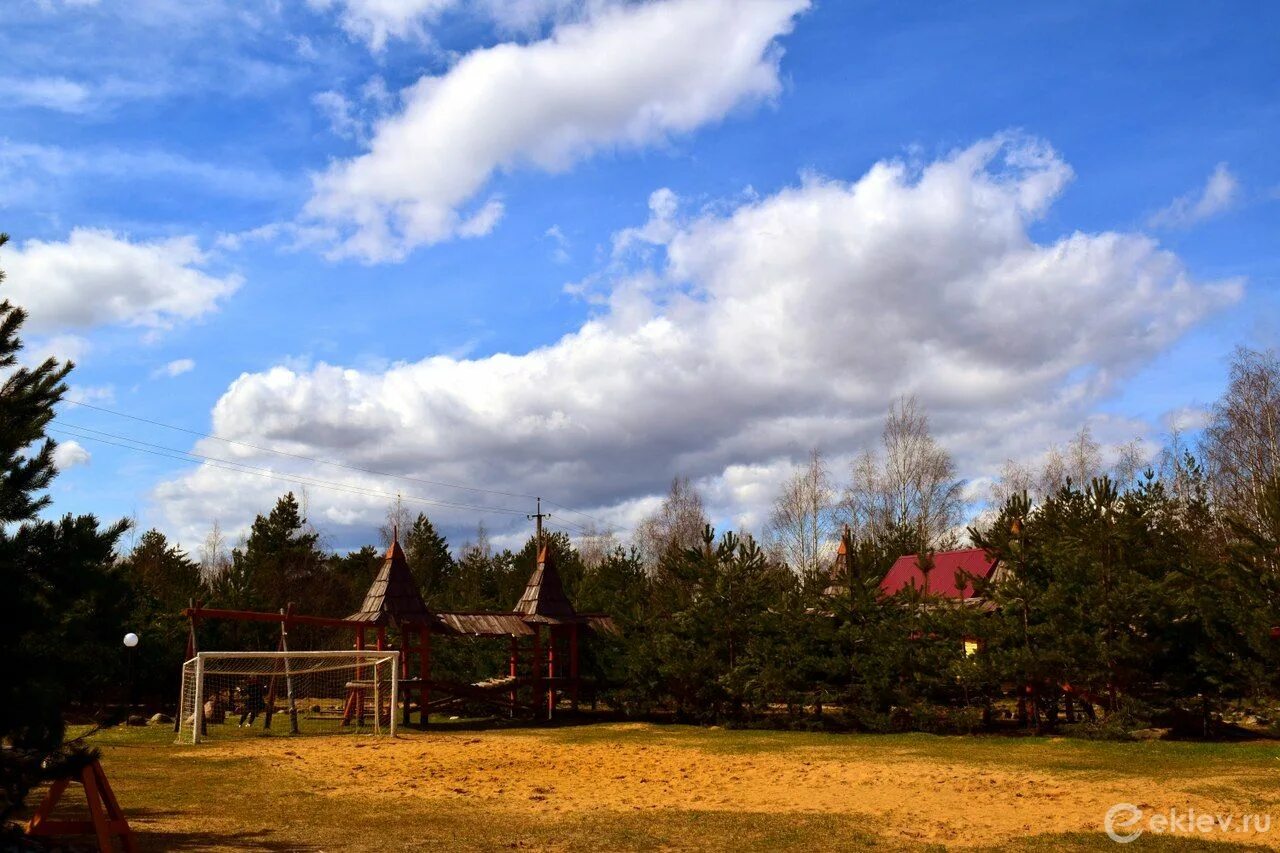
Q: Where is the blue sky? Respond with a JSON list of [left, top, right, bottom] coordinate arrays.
[[2, 0, 1277, 553]]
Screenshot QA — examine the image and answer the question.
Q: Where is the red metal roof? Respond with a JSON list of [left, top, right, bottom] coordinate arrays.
[[880, 548, 998, 600]]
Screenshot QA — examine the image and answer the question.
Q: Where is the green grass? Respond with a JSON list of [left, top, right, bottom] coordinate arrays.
[[19, 723, 1280, 851]]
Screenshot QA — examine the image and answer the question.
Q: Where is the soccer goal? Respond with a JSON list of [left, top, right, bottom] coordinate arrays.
[[177, 651, 399, 744]]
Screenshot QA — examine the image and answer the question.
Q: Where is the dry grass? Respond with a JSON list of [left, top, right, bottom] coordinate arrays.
[[21, 722, 1280, 850]]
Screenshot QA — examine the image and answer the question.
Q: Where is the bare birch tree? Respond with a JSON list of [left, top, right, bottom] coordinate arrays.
[[198, 519, 231, 585], [635, 476, 709, 565], [843, 396, 965, 548], [1112, 438, 1149, 488], [378, 493, 412, 547], [990, 459, 1035, 507], [576, 523, 619, 569], [1202, 346, 1280, 531], [1065, 425, 1103, 487], [766, 448, 834, 575]]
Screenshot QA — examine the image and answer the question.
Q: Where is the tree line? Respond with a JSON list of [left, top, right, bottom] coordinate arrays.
[[120, 348, 1280, 738]]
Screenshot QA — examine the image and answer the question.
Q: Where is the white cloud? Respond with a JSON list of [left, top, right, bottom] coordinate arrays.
[[545, 225, 570, 263], [0, 229, 241, 334], [0, 75, 171, 114], [52, 439, 91, 471], [303, 0, 810, 260], [309, 0, 459, 51], [1162, 404, 1211, 433], [1149, 163, 1239, 228], [157, 135, 1240, 547], [153, 358, 196, 379], [66, 384, 115, 405], [312, 90, 364, 141], [0, 76, 91, 112], [313, 0, 595, 51], [0, 140, 294, 204], [22, 333, 91, 366]]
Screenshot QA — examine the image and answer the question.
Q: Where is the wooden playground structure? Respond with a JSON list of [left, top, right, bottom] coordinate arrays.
[[180, 536, 616, 729]]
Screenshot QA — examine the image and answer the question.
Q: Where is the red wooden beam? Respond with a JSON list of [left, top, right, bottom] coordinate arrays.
[[181, 605, 434, 632]]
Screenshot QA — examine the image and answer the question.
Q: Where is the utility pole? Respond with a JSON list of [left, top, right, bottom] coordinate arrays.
[[528, 497, 551, 549]]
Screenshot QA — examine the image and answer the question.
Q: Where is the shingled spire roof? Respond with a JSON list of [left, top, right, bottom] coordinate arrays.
[[513, 544, 577, 624], [822, 526, 853, 597], [348, 536, 432, 627]]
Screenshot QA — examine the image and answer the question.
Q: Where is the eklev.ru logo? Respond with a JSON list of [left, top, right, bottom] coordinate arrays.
[[1105, 803, 1273, 844]]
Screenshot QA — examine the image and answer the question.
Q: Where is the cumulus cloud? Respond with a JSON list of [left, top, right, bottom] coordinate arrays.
[[52, 439, 91, 471], [1149, 163, 1239, 228], [0, 229, 241, 334], [156, 135, 1241, 547], [153, 358, 196, 379], [303, 0, 810, 260]]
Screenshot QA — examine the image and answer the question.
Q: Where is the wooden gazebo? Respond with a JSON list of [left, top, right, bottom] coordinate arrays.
[[182, 531, 616, 726], [342, 537, 433, 726]]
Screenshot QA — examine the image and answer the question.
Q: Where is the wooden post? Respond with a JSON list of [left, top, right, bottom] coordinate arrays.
[[375, 626, 388, 725], [508, 637, 519, 717], [569, 622, 580, 711], [401, 627, 412, 728], [262, 612, 285, 730], [420, 625, 431, 728], [546, 626, 556, 721], [531, 626, 543, 714], [356, 627, 367, 727]]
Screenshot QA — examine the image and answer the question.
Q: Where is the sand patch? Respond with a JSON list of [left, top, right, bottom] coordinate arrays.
[[196, 727, 1280, 847]]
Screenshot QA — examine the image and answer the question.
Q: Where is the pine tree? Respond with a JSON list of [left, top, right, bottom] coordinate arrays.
[[221, 493, 325, 614], [120, 530, 202, 704], [404, 513, 454, 603], [0, 233, 129, 831]]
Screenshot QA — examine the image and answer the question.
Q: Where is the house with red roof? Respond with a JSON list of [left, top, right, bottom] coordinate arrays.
[[880, 548, 1001, 604]]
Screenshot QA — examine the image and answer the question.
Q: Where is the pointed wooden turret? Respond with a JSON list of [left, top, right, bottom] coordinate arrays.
[[822, 525, 853, 597], [348, 535, 431, 627], [514, 545, 577, 624]]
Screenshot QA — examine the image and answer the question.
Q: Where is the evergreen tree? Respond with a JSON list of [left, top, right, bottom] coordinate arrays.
[[218, 493, 325, 614], [404, 513, 455, 604], [323, 545, 382, 614], [0, 234, 129, 832], [120, 530, 201, 704]]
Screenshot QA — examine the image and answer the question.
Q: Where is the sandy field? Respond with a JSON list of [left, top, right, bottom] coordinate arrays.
[[176, 724, 1280, 849]]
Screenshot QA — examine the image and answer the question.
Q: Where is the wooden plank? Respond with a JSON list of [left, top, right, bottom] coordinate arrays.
[[81, 763, 114, 852]]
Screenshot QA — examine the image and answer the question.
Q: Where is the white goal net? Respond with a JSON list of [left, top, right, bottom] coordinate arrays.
[[178, 651, 399, 743]]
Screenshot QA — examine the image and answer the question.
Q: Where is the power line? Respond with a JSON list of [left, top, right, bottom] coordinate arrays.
[[58, 399, 621, 534], [49, 425, 530, 519], [543, 498, 617, 532], [61, 398, 536, 501]]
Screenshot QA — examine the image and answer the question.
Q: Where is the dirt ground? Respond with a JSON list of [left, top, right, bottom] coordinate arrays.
[[171, 723, 1280, 849]]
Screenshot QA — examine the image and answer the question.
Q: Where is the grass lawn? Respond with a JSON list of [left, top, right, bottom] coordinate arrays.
[[17, 722, 1280, 850]]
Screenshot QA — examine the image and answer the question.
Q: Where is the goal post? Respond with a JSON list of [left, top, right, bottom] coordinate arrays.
[[178, 651, 399, 744]]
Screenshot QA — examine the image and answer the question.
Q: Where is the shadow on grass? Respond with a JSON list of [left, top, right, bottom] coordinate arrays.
[[984, 830, 1269, 851], [119, 808, 313, 852]]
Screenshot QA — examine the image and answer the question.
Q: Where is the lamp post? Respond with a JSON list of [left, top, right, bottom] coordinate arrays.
[[123, 632, 139, 717]]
